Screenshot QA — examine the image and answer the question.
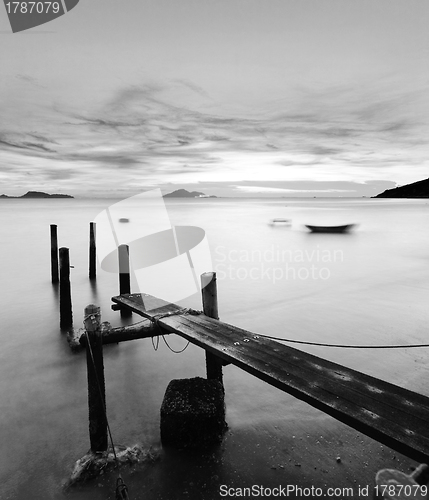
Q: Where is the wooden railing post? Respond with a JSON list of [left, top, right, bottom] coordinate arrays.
[[201, 272, 223, 384], [50, 224, 59, 283], [59, 247, 73, 329], [84, 304, 108, 452], [89, 222, 96, 280]]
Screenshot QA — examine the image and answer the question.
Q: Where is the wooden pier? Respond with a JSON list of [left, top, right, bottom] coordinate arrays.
[[112, 291, 429, 465]]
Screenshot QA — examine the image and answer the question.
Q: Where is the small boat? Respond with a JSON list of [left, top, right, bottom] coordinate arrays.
[[305, 224, 355, 233], [118, 218, 130, 223], [269, 218, 291, 225]]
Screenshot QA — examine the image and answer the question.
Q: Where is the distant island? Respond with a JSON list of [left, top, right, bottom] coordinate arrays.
[[163, 189, 217, 198], [0, 191, 74, 199], [373, 178, 429, 198]]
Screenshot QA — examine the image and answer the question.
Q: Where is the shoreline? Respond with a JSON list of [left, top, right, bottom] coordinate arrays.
[[64, 413, 416, 499]]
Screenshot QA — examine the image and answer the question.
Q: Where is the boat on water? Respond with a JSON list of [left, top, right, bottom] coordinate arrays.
[[305, 223, 356, 233], [269, 218, 291, 225]]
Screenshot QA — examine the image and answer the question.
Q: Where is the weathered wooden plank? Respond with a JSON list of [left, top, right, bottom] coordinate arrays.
[[176, 314, 429, 417], [112, 293, 429, 463], [172, 312, 429, 418], [112, 293, 182, 317], [165, 314, 429, 430]]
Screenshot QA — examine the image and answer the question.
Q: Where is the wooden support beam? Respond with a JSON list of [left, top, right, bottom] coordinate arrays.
[[102, 320, 156, 344], [69, 319, 157, 350], [84, 304, 107, 453], [50, 224, 59, 284], [59, 247, 73, 329]]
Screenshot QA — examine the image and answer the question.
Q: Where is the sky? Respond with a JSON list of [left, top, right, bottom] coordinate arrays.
[[1, 0, 429, 198]]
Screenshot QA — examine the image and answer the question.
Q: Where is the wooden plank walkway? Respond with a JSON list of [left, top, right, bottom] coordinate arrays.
[[112, 292, 429, 464]]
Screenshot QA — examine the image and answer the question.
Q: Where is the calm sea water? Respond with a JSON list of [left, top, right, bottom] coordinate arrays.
[[1, 197, 429, 499]]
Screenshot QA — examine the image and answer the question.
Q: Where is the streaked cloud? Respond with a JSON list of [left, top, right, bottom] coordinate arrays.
[[1, 70, 429, 197], [234, 186, 355, 194]]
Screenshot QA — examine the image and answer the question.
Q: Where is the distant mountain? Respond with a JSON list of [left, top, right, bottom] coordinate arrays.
[[0, 191, 74, 199], [373, 178, 429, 198], [163, 189, 217, 198]]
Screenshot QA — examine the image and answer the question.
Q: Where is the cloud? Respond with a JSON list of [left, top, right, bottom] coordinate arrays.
[[0, 133, 57, 153], [0, 138, 27, 150], [22, 142, 56, 153], [159, 179, 398, 198], [234, 185, 355, 194], [45, 168, 76, 180], [1, 75, 429, 196], [15, 74, 44, 88]]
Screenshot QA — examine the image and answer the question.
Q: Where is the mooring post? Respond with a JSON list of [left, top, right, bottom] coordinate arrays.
[[374, 463, 429, 499], [89, 222, 96, 280], [50, 224, 59, 284], [118, 244, 132, 317], [118, 244, 131, 294], [84, 304, 108, 453], [59, 247, 73, 329], [201, 272, 223, 384]]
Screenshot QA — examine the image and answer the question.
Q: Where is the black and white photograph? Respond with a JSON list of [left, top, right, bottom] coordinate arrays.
[[1, 1, 429, 499]]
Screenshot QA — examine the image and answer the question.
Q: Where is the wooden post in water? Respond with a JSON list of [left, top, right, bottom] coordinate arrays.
[[118, 244, 131, 294], [201, 272, 223, 384], [89, 222, 96, 280], [50, 224, 59, 283], [84, 304, 108, 452], [118, 244, 131, 317], [59, 247, 73, 329]]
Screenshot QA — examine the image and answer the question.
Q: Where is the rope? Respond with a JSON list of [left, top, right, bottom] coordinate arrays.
[[151, 307, 201, 327], [162, 335, 190, 353], [254, 332, 429, 349], [83, 323, 130, 499], [116, 477, 129, 500], [115, 306, 429, 350], [147, 308, 199, 353], [83, 312, 100, 326], [148, 308, 429, 350], [151, 334, 160, 351]]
